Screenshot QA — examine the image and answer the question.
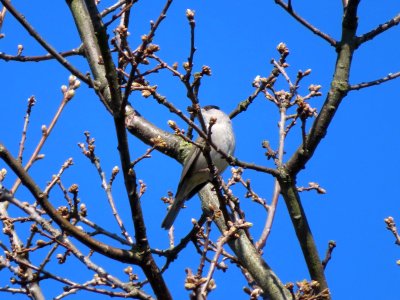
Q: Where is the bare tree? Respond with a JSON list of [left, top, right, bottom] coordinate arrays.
[[0, 1, 399, 299]]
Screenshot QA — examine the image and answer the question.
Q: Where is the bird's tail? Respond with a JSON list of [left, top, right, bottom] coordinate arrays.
[[161, 196, 184, 229]]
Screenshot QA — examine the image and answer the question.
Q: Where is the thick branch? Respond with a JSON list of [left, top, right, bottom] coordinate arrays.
[[125, 106, 185, 162], [276, 1, 360, 297], [199, 185, 292, 300], [286, 0, 359, 174], [71, 2, 172, 298], [116, 116, 173, 298], [67, 0, 113, 112], [84, 0, 122, 114], [278, 176, 328, 291]]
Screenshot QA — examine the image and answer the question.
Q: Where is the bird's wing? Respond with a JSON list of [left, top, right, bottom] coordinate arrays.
[[179, 143, 202, 186], [161, 144, 207, 229]]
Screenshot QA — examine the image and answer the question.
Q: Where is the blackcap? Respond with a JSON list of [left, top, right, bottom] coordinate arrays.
[[161, 105, 235, 229]]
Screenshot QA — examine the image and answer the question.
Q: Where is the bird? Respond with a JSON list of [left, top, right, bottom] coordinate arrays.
[[161, 105, 235, 229]]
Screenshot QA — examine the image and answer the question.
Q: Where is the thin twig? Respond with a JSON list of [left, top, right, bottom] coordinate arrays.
[[0, 145, 141, 263], [349, 71, 400, 90], [256, 104, 286, 250], [356, 13, 400, 46], [122, 0, 173, 109], [0, 0, 91, 85], [103, 1, 134, 27], [8, 254, 152, 300], [274, 0, 337, 47], [321, 240, 336, 270], [0, 192, 45, 299], [11, 80, 78, 194], [38, 243, 59, 271], [229, 45, 292, 119], [17, 96, 36, 163], [100, 0, 128, 18], [0, 47, 83, 62], [236, 177, 270, 212], [272, 59, 293, 88], [152, 216, 206, 273], [80, 217, 132, 245], [0, 287, 26, 294], [130, 146, 155, 167], [78, 134, 134, 245], [0, 5, 7, 37], [384, 216, 400, 245], [197, 220, 212, 277], [149, 54, 182, 77], [229, 80, 268, 119], [82, 2, 172, 297], [43, 158, 73, 195], [2, 191, 146, 299], [183, 8, 196, 83], [200, 223, 251, 297]]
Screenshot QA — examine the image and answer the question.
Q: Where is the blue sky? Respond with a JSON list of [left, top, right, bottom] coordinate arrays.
[[1, 1, 400, 299]]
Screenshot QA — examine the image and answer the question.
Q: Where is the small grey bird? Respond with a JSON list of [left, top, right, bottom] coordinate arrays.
[[161, 105, 235, 229]]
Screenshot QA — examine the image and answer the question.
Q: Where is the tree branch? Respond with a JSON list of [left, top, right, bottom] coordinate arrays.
[[274, 0, 337, 47], [74, 1, 172, 298], [67, 0, 113, 112], [278, 176, 328, 292], [349, 71, 400, 90], [356, 13, 400, 46], [121, 0, 173, 111], [2, 193, 151, 299], [199, 185, 292, 300], [84, 0, 123, 114], [0, 47, 84, 62], [279, 1, 360, 296], [124, 106, 185, 161], [0, 0, 90, 85], [286, 0, 359, 175], [0, 194, 45, 300], [11, 85, 76, 194], [0, 144, 141, 264]]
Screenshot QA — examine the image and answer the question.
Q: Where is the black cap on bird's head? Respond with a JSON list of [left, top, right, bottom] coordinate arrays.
[[187, 105, 220, 115], [202, 105, 220, 111]]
